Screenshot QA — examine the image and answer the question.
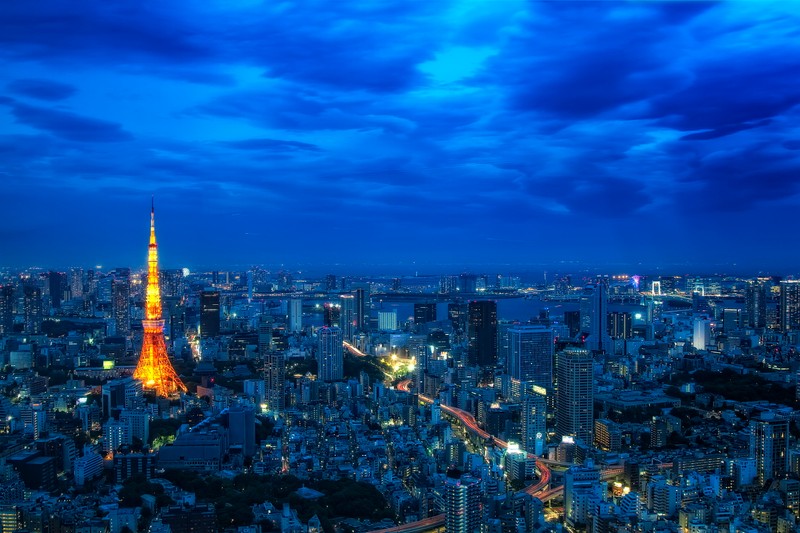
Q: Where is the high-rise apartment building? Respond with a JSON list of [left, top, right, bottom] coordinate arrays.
[[508, 326, 553, 389], [780, 280, 800, 332], [745, 279, 768, 329], [317, 326, 343, 382], [200, 290, 221, 338], [444, 474, 482, 533], [751, 412, 789, 485], [264, 350, 285, 414], [556, 348, 594, 444], [468, 300, 497, 368], [23, 285, 42, 335], [521, 385, 547, 456]]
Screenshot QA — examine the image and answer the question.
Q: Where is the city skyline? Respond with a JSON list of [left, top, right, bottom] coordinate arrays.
[[1, 2, 800, 271]]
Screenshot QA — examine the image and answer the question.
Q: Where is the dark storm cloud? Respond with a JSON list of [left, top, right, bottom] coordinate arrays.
[[1, 99, 132, 142], [0, 2, 211, 64], [7, 78, 75, 100]]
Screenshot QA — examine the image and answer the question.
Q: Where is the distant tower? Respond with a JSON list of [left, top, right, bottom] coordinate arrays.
[[556, 348, 594, 444], [133, 201, 187, 397], [467, 300, 498, 367], [317, 326, 343, 382]]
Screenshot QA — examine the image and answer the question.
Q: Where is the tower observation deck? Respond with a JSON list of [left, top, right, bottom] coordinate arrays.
[[133, 201, 187, 397]]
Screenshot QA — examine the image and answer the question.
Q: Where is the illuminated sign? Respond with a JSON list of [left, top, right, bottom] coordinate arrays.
[[102, 360, 115, 370]]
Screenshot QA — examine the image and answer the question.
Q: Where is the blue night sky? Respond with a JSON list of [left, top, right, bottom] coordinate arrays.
[[1, 1, 799, 274]]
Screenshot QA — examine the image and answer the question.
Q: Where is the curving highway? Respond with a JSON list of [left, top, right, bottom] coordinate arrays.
[[367, 386, 553, 533]]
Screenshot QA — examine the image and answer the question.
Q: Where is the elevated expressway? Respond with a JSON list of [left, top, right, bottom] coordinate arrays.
[[352, 347, 623, 533]]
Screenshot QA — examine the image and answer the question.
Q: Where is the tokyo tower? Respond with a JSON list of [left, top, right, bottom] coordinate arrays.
[[133, 200, 187, 397]]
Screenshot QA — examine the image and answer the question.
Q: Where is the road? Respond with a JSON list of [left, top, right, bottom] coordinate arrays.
[[366, 387, 554, 533]]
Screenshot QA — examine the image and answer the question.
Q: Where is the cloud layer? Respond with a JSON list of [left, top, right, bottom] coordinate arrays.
[[1, 1, 799, 272]]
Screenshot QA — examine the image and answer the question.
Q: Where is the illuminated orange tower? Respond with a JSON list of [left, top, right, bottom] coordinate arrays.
[[133, 200, 187, 397]]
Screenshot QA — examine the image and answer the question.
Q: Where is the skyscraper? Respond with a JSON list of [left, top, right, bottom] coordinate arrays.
[[508, 326, 553, 389], [414, 303, 437, 325], [264, 350, 285, 414], [745, 279, 768, 329], [444, 474, 482, 533], [317, 326, 343, 382], [339, 294, 355, 340], [133, 202, 187, 397], [521, 385, 547, 456], [467, 300, 497, 368], [323, 302, 341, 327], [48, 271, 67, 309], [780, 280, 800, 332], [23, 285, 42, 335], [0, 285, 14, 334], [200, 290, 221, 338], [751, 412, 789, 485], [556, 348, 594, 444], [585, 282, 612, 353], [112, 278, 131, 336], [288, 298, 302, 333], [353, 285, 370, 333], [607, 312, 632, 339]]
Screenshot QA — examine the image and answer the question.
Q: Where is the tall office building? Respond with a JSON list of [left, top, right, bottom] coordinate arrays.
[[48, 271, 67, 309], [323, 302, 341, 327], [578, 286, 594, 334], [556, 348, 594, 444], [317, 326, 343, 382], [288, 299, 302, 333], [353, 285, 370, 333], [0, 285, 14, 334], [564, 465, 601, 532], [745, 280, 768, 329], [467, 300, 498, 368], [112, 278, 131, 336], [751, 412, 789, 485], [508, 326, 553, 389], [69, 268, 84, 298], [780, 280, 800, 332], [586, 282, 612, 353], [444, 474, 482, 533], [607, 312, 632, 339], [378, 310, 398, 331], [339, 294, 355, 340], [200, 290, 221, 338], [521, 385, 547, 456], [23, 285, 42, 335], [414, 303, 437, 325]]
